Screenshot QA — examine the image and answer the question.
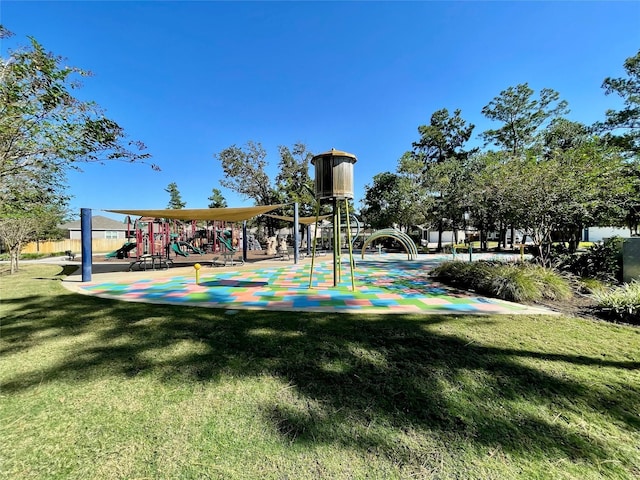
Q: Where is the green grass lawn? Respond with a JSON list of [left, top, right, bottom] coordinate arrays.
[[1, 265, 639, 479]]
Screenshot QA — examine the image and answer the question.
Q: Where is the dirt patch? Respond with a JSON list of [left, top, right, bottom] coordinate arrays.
[[530, 293, 600, 321], [531, 293, 639, 326]]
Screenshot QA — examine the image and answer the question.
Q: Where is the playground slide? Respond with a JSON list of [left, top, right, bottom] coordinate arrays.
[[217, 234, 237, 252], [172, 243, 189, 257], [105, 242, 136, 259], [178, 241, 204, 255]]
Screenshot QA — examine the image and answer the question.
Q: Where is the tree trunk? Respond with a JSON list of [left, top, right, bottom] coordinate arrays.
[[437, 219, 443, 252], [567, 225, 581, 253], [10, 244, 20, 274]]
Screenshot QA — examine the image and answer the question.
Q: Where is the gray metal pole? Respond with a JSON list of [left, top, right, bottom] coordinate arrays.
[[293, 202, 299, 264], [242, 221, 248, 261]]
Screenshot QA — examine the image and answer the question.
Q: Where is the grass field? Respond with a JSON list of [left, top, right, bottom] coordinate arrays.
[[1, 264, 639, 479]]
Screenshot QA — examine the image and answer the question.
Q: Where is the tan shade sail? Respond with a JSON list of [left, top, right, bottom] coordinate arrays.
[[106, 205, 286, 222], [264, 214, 331, 225]]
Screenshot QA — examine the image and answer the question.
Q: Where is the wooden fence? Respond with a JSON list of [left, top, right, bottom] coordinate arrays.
[[21, 239, 126, 255]]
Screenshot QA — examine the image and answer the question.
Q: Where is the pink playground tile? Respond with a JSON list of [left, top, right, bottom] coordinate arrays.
[[474, 303, 507, 312], [166, 292, 188, 298], [419, 298, 451, 305], [123, 292, 143, 298], [345, 299, 373, 306], [308, 295, 331, 301]]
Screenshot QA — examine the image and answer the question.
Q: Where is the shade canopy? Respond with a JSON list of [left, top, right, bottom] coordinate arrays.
[[106, 205, 286, 222], [264, 214, 331, 225]]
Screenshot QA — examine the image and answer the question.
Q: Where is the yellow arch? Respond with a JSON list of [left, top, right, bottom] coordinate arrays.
[[361, 229, 418, 260]]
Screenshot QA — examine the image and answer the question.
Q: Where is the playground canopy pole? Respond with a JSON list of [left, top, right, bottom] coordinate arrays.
[[242, 221, 248, 261], [294, 202, 299, 264], [333, 198, 340, 286], [81, 208, 92, 282]]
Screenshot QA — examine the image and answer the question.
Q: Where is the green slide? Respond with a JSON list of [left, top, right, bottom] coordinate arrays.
[[105, 242, 136, 259], [178, 241, 204, 255], [217, 234, 237, 252], [172, 243, 189, 257]]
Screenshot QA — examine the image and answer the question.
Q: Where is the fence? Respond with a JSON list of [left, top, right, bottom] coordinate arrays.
[[21, 239, 126, 255]]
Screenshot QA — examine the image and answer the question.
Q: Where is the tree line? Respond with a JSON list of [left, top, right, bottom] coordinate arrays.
[[360, 51, 639, 264]]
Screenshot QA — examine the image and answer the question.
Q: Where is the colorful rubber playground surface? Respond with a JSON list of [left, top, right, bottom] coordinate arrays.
[[68, 253, 553, 315]]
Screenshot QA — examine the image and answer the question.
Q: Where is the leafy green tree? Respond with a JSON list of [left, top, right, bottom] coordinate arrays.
[[214, 141, 312, 236], [597, 49, 640, 155], [0, 28, 154, 272], [0, 28, 155, 195], [165, 182, 186, 209], [207, 188, 227, 208], [215, 141, 276, 206], [361, 172, 421, 231], [407, 108, 475, 249], [468, 139, 635, 264], [275, 142, 315, 217], [481, 83, 568, 156], [412, 108, 475, 164]]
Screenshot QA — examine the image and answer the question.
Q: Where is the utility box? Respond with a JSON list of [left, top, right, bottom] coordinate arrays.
[[311, 148, 357, 200], [622, 237, 640, 283]]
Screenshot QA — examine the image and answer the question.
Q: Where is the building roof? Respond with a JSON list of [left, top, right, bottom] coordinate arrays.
[[59, 215, 129, 231]]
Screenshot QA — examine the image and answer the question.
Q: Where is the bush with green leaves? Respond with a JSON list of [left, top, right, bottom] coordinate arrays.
[[430, 260, 572, 303], [591, 281, 640, 324], [554, 237, 623, 283]]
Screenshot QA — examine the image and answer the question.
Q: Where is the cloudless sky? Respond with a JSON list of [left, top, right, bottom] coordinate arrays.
[[2, 1, 639, 220]]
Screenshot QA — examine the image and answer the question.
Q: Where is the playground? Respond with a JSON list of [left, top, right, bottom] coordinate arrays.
[[64, 252, 553, 315]]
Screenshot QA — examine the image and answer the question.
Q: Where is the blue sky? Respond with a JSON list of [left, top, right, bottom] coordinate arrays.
[[2, 1, 639, 220]]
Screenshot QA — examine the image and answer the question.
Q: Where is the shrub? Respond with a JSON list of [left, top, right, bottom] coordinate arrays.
[[431, 260, 572, 303], [591, 281, 640, 324], [532, 265, 574, 300], [554, 237, 623, 283], [489, 263, 543, 302]]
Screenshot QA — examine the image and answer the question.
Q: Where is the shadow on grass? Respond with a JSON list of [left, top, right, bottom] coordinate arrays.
[[2, 284, 639, 470]]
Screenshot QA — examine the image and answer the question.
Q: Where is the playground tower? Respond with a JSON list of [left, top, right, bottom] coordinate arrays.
[[309, 148, 357, 289]]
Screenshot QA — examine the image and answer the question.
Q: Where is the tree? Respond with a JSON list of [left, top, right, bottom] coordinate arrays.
[[165, 182, 186, 209], [207, 188, 227, 209], [0, 217, 40, 273], [481, 83, 569, 156], [465, 138, 636, 264], [408, 108, 475, 250], [214, 141, 306, 236], [412, 108, 475, 165], [0, 28, 155, 272], [275, 142, 315, 217], [361, 172, 421, 231], [597, 49, 640, 155], [214, 141, 275, 206]]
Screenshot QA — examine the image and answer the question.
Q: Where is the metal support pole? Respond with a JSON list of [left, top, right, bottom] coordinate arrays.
[[81, 208, 92, 282], [308, 197, 322, 288], [333, 198, 340, 286], [344, 200, 356, 291], [242, 221, 248, 261], [293, 202, 299, 264]]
